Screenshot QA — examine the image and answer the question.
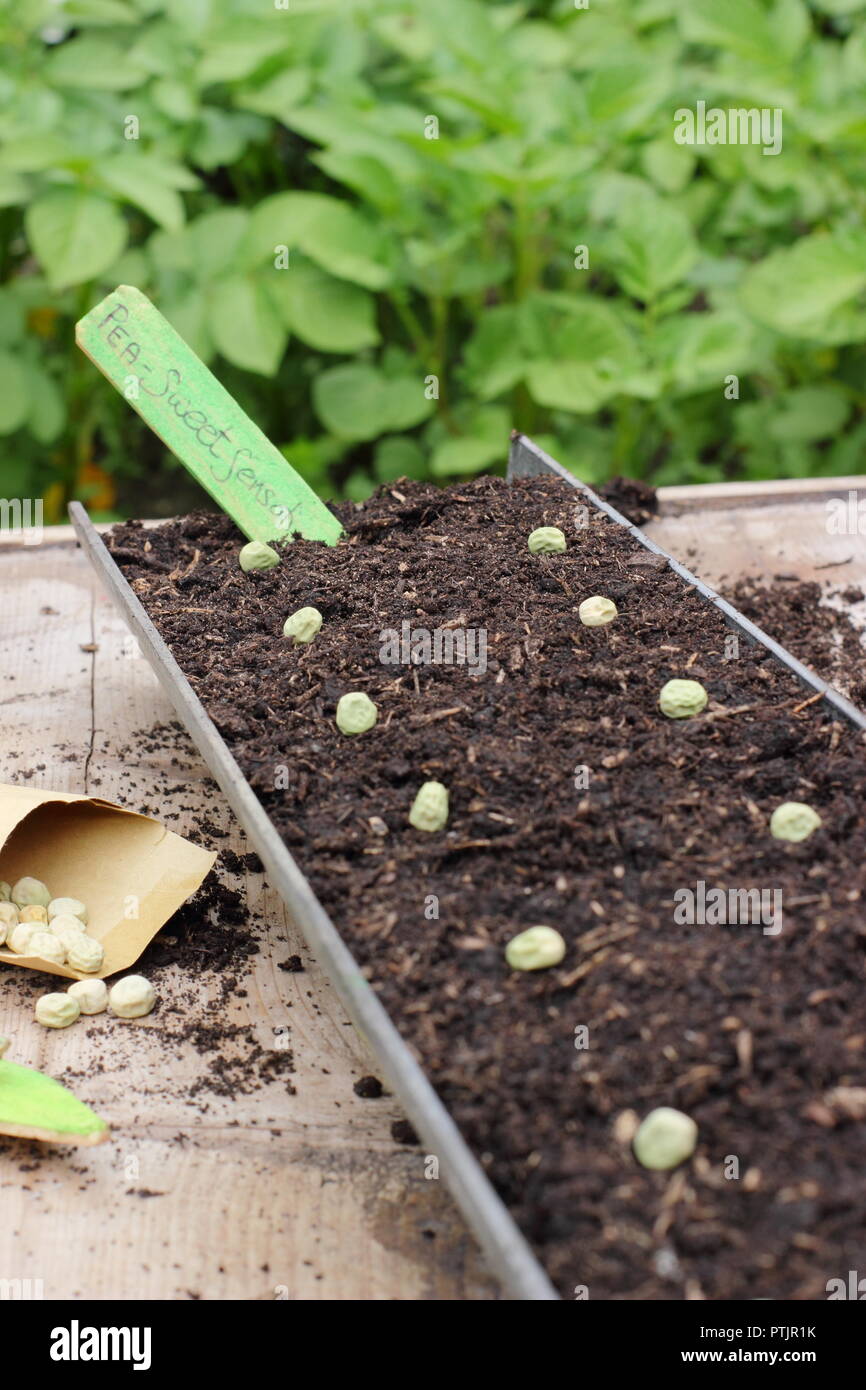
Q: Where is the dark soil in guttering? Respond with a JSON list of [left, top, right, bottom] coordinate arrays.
[[106, 475, 866, 1301]]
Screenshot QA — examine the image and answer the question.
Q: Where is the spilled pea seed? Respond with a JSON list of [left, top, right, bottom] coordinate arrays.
[[35, 993, 80, 1030], [68, 979, 108, 1015], [109, 975, 156, 1019]]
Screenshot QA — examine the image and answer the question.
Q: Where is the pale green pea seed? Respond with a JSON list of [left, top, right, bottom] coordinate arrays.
[[238, 541, 280, 573], [11, 877, 51, 909], [528, 526, 567, 554], [505, 925, 566, 972], [283, 606, 323, 645], [409, 782, 449, 833], [658, 678, 708, 719], [336, 692, 378, 735], [633, 1107, 697, 1170], [769, 801, 821, 843], [579, 595, 618, 627]]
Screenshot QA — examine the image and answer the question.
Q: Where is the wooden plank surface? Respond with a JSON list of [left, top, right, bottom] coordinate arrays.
[[0, 542, 497, 1301]]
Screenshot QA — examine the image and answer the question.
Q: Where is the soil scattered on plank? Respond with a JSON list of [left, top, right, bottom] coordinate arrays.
[[107, 475, 866, 1300]]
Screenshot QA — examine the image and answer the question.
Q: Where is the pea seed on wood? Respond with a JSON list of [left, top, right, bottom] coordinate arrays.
[[35, 993, 80, 1030], [0, 882, 10, 902], [109, 975, 156, 1019], [68, 979, 109, 1015]]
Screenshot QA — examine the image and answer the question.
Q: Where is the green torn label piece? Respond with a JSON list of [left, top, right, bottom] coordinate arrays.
[[0, 1058, 109, 1144], [76, 285, 343, 546]]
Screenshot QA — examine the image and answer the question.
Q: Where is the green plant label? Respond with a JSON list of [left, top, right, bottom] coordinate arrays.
[[76, 285, 343, 545]]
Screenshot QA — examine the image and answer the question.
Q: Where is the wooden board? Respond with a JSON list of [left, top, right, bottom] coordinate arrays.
[[0, 541, 496, 1301]]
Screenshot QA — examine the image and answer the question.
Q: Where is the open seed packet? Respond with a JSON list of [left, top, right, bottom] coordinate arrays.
[[0, 785, 216, 980]]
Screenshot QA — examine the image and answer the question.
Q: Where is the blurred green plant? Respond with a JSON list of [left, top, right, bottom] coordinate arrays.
[[1, 0, 866, 520]]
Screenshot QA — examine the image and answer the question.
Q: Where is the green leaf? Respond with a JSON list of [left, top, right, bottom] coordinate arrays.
[[235, 68, 311, 118], [207, 275, 287, 376], [26, 190, 127, 291], [163, 288, 213, 363], [767, 387, 851, 443], [0, 352, 29, 434], [606, 197, 699, 302], [197, 30, 291, 85], [0, 134, 74, 173], [525, 361, 612, 414], [188, 208, 249, 278], [61, 0, 138, 21], [373, 436, 428, 482], [25, 364, 65, 444], [266, 263, 379, 354], [48, 36, 148, 89], [152, 78, 198, 121], [739, 230, 866, 334], [430, 435, 504, 477], [313, 363, 433, 440], [463, 306, 524, 399], [0, 169, 28, 207], [313, 149, 403, 211], [641, 138, 696, 194], [585, 62, 672, 128], [96, 156, 186, 232], [244, 193, 394, 289], [678, 0, 780, 64]]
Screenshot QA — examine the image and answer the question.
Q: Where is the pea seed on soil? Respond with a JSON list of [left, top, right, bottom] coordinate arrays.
[[106, 475, 866, 1301]]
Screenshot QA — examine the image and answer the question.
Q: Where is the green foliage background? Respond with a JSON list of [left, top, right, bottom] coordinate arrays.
[[1, 0, 865, 521]]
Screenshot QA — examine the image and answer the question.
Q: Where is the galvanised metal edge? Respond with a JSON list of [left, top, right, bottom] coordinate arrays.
[[68, 501, 559, 1303], [508, 433, 866, 733]]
